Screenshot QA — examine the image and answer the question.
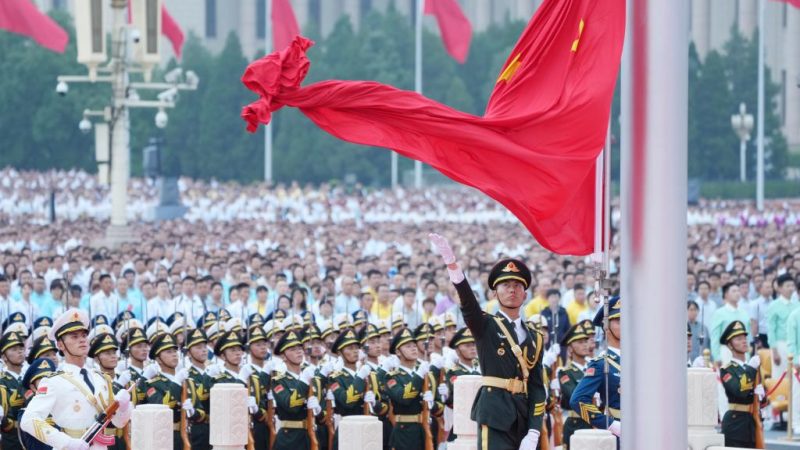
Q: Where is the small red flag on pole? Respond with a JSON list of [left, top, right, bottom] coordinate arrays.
[[0, 0, 68, 53], [424, 0, 472, 63]]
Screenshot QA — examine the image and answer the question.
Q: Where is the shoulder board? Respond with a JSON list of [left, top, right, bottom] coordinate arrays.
[[721, 362, 733, 370], [273, 372, 286, 381], [46, 370, 65, 379], [388, 369, 401, 376]]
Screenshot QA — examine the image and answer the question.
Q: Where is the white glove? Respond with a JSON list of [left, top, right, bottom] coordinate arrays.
[[143, 364, 160, 380], [381, 355, 399, 372], [358, 349, 367, 361], [608, 420, 621, 437], [423, 390, 434, 409], [274, 416, 282, 431], [748, 355, 761, 369], [692, 356, 707, 368], [325, 389, 335, 401], [542, 351, 557, 368], [175, 368, 189, 385], [356, 365, 371, 380], [307, 395, 322, 415], [114, 388, 131, 412], [549, 378, 560, 392], [0, 405, 4, 420], [239, 365, 254, 382], [430, 354, 444, 370], [264, 358, 276, 373], [550, 343, 561, 355], [444, 351, 459, 369], [300, 366, 316, 386], [437, 383, 449, 402], [206, 364, 221, 378], [364, 390, 376, 406], [116, 370, 131, 387], [248, 396, 258, 414], [333, 356, 344, 372], [319, 360, 335, 377], [518, 429, 540, 450], [63, 438, 90, 450], [334, 413, 342, 430], [182, 399, 195, 417], [755, 384, 766, 401], [429, 233, 456, 265], [267, 391, 274, 401], [415, 361, 430, 379]]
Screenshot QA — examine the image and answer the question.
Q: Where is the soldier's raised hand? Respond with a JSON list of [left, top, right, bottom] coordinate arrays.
[[429, 233, 456, 265]]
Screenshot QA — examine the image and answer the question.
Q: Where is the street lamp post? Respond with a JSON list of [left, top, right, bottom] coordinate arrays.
[[731, 102, 754, 182], [57, 0, 197, 247]]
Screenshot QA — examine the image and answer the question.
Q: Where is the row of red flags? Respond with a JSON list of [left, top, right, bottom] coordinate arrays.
[[0, 0, 473, 63]]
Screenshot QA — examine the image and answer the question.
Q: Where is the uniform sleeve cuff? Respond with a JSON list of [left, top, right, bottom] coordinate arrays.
[[447, 265, 465, 284]]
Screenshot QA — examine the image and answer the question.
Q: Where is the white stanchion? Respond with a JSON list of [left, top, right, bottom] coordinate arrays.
[[131, 404, 173, 449], [570, 429, 617, 450], [687, 367, 725, 450], [338, 415, 382, 450], [210, 383, 249, 450], [448, 374, 481, 450]]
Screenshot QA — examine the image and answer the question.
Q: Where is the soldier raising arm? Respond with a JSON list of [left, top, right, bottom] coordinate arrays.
[[430, 233, 546, 450]]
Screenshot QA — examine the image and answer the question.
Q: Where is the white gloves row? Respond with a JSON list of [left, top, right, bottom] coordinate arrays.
[[416, 361, 430, 379], [116, 370, 132, 387], [248, 396, 259, 414], [356, 364, 372, 380], [748, 355, 761, 370], [438, 384, 449, 402], [542, 344, 561, 367], [114, 389, 131, 414], [422, 391, 434, 409], [430, 354, 444, 370], [300, 366, 316, 386], [307, 396, 322, 415], [182, 399, 195, 418], [381, 355, 400, 372], [143, 364, 160, 380], [755, 384, 765, 401]]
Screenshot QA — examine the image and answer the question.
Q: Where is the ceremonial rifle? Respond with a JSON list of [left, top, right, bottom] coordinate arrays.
[[550, 358, 563, 447], [309, 378, 320, 450], [362, 340, 374, 416], [81, 381, 139, 445], [181, 314, 192, 450], [751, 340, 765, 449], [245, 306, 255, 450], [435, 333, 447, 446], [123, 310, 133, 450], [266, 292, 279, 450]]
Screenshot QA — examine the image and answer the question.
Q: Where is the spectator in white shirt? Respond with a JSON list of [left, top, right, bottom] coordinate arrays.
[[89, 274, 119, 320], [173, 276, 204, 324], [149, 279, 175, 321]]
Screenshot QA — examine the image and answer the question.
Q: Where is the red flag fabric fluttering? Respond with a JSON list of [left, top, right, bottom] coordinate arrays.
[[162, 6, 184, 59], [272, 0, 300, 52], [241, 0, 625, 255], [424, 0, 472, 63], [0, 0, 68, 53], [770, 0, 800, 7]]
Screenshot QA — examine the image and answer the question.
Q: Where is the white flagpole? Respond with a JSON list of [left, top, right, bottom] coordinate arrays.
[[413, 0, 424, 189], [621, 0, 688, 449], [264, 0, 274, 183], [756, 0, 765, 211]]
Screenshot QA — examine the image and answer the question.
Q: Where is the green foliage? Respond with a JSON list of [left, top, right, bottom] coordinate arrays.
[[700, 180, 800, 199], [0, 10, 792, 188]]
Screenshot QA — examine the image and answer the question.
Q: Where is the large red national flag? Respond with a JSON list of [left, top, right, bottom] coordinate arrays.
[[425, 0, 472, 63], [272, 0, 300, 51], [0, 0, 68, 52], [771, 0, 800, 7], [162, 6, 184, 59], [241, 0, 625, 255]]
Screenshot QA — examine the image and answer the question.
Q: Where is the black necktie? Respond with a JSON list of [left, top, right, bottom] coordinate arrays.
[[80, 368, 95, 393]]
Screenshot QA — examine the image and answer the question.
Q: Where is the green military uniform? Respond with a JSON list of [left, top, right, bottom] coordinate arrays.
[[0, 332, 26, 450], [89, 332, 126, 449], [556, 322, 593, 450], [445, 327, 480, 442], [385, 328, 441, 450], [121, 327, 150, 406], [718, 320, 759, 449], [185, 328, 212, 450], [326, 329, 372, 450], [412, 323, 445, 446], [271, 331, 315, 450], [144, 333, 184, 450], [358, 324, 392, 450], [247, 327, 272, 450], [453, 259, 546, 450]]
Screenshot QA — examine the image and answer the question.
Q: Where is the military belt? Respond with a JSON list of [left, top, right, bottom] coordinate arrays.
[[394, 414, 421, 423], [482, 376, 527, 395], [566, 411, 580, 419], [62, 428, 87, 439], [608, 407, 621, 419], [280, 419, 307, 429], [104, 428, 125, 437], [728, 403, 751, 412]]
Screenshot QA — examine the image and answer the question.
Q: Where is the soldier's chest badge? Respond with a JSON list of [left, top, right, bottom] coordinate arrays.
[[73, 401, 81, 412], [497, 348, 505, 356]]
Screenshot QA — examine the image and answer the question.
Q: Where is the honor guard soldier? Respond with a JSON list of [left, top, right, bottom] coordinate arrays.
[[20, 308, 132, 450], [241, 326, 273, 450], [430, 234, 546, 450], [0, 331, 26, 450], [210, 330, 247, 385], [327, 329, 376, 448], [17, 358, 58, 450], [271, 331, 322, 450], [145, 333, 190, 450], [718, 320, 764, 448], [359, 323, 392, 450], [120, 327, 150, 404], [553, 322, 593, 449], [88, 332, 125, 449], [184, 328, 212, 450], [444, 326, 480, 442], [385, 328, 438, 450], [569, 296, 622, 440]]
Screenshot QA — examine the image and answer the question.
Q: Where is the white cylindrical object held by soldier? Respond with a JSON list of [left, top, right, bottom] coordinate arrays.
[[131, 404, 173, 450], [338, 415, 382, 450], [210, 383, 249, 448], [570, 429, 617, 450]]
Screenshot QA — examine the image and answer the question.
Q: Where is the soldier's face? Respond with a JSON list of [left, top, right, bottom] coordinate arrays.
[[283, 345, 305, 366], [398, 342, 419, 361], [3, 344, 25, 366], [250, 340, 269, 360], [341, 344, 360, 364], [457, 342, 477, 361], [59, 330, 89, 357], [569, 338, 590, 358], [96, 349, 119, 370], [366, 338, 381, 357], [495, 280, 526, 309], [131, 342, 150, 362], [223, 346, 244, 366], [728, 335, 748, 354], [189, 343, 208, 363], [159, 348, 180, 369]]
